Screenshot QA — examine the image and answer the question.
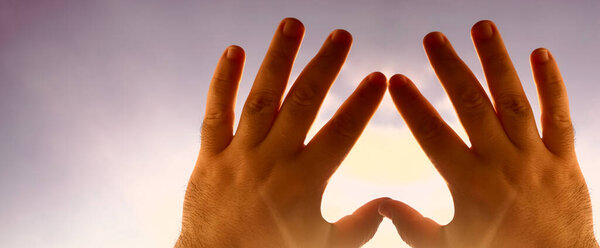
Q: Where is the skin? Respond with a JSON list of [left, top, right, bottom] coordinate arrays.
[[175, 18, 388, 248], [381, 20, 599, 247]]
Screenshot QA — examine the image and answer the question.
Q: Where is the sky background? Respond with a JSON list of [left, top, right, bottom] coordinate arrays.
[[1, 0, 599, 247]]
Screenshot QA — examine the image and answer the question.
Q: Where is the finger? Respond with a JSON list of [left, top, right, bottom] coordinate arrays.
[[471, 20, 540, 147], [235, 18, 304, 146], [201, 45, 245, 153], [303, 72, 386, 179], [378, 199, 444, 248], [329, 197, 388, 247], [423, 31, 510, 152], [530, 48, 574, 155], [265, 29, 352, 151], [388, 74, 471, 182]]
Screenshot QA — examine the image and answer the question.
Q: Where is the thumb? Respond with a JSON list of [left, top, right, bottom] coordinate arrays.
[[378, 199, 443, 247], [328, 197, 389, 247]]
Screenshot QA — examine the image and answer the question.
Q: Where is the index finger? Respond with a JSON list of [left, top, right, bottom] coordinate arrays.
[[302, 72, 387, 181], [471, 20, 540, 148], [388, 74, 470, 182], [235, 18, 304, 146]]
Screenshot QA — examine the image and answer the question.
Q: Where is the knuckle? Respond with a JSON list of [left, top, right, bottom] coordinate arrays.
[[482, 54, 513, 74], [267, 49, 293, 66], [201, 109, 234, 142], [416, 116, 445, 140], [211, 71, 230, 86], [332, 113, 359, 140], [459, 88, 488, 112], [289, 84, 320, 108], [202, 108, 234, 128], [210, 81, 231, 98], [437, 49, 460, 62], [543, 111, 575, 136], [544, 77, 569, 102], [313, 50, 338, 67], [544, 110, 572, 127], [245, 91, 279, 115], [200, 111, 234, 148], [200, 122, 219, 146], [496, 93, 532, 119], [544, 77, 565, 96], [203, 107, 233, 122]]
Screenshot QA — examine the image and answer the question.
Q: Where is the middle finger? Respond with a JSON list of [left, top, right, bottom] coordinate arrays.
[[235, 18, 305, 146], [423, 32, 510, 152], [471, 20, 540, 148], [265, 29, 353, 150]]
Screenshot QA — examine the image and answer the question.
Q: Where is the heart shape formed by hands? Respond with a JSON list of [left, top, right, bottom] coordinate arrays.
[[175, 18, 598, 248]]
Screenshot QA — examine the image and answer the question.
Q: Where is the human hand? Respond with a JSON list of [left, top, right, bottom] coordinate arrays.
[[175, 18, 388, 248], [382, 20, 598, 247]]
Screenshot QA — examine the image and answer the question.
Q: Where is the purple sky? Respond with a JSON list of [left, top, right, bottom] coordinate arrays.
[[1, 0, 599, 247]]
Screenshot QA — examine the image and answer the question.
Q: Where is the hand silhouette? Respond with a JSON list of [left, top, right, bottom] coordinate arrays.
[[381, 20, 598, 248], [176, 18, 388, 248]]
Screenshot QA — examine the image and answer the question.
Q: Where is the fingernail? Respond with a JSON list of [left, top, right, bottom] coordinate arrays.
[[226, 46, 242, 60], [425, 32, 446, 46], [330, 29, 352, 44], [535, 48, 550, 63], [472, 20, 494, 40], [282, 18, 303, 38]]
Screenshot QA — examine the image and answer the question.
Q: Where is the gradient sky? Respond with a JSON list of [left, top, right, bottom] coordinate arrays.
[[1, 0, 599, 247]]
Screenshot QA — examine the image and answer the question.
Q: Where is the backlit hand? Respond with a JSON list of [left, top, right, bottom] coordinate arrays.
[[382, 20, 598, 248], [175, 18, 388, 248]]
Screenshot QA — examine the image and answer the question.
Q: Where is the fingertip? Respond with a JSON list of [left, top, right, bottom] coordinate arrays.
[[378, 200, 442, 247], [471, 20, 495, 40], [281, 17, 305, 38], [377, 197, 406, 218], [350, 197, 393, 218], [331, 198, 389, 247], [423, 31, 446, 47], [330, 29, 353, 44], [367, 71, 387, 83], [389, 74, 410, 89], [377, 201, 393, 219], [364, 72, 388, 93], [225, 45, 245, 61], [531, 47, 551, 64]]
